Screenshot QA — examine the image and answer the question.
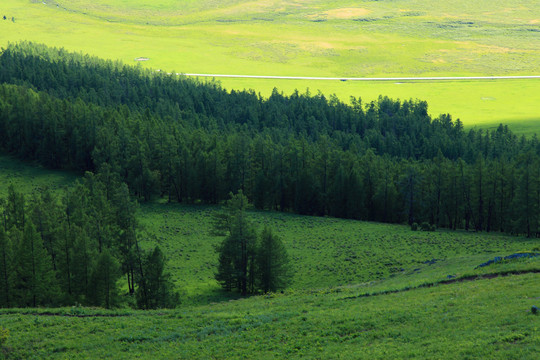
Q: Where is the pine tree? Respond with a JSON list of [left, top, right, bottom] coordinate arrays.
[[0, 227, 14, 307], [213, 191, 258, 295], [71, 228, 96, 304], [13, 222, 58, 307], [135, 246, 178, 309], [6, 185, 25, 230], [257, 226, 290, 293], [89, 249, 120, 308]]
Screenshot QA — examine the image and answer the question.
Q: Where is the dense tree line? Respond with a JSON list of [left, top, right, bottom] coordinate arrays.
[[0, 175, 178, 309], [0, 42, 527, 162], [1, 42, 540, 236]]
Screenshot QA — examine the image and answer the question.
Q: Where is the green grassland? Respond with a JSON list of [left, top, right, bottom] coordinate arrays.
[[1, 273, 539, 359], [1, 0, 539, 133], [138, 202, 540, 304]]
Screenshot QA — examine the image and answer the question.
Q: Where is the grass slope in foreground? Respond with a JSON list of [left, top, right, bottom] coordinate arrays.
[[1, 273, 539, 359], [0, 0, 539, 133]]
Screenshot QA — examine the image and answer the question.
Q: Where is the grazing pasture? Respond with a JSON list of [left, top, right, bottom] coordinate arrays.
[[138, 202, 539, 304], [0, 0, 539, 133], [1, 273, 538, 359]]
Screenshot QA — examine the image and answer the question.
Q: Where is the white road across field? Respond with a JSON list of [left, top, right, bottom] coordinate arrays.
[[178, 74, 540, 81]]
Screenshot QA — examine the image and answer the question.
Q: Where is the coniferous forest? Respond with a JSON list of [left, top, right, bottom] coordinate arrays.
[[1, 41, 540, 243], [0, 175, 178, 309]]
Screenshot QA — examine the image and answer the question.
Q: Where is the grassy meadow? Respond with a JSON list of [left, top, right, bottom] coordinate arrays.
[[138, 201, 540, 304], [1, 273, 539, 359], [1, 0, 539, 133], [0, 153, 539, 358]]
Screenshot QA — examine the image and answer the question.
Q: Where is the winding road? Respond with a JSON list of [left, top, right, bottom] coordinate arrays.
[[179, 73, 540, 81]]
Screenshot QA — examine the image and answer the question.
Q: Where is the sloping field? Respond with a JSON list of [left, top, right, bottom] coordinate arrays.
[[1, 273, 539, 359], [1, 0, 539, 133], [138, 202, 540, 304]]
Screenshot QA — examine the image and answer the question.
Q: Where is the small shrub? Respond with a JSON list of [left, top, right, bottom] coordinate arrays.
[[420, 222, 431, 231], [430, 224, 436, 232], [411, 223, 418, 231], [500, 333, 527, 343]]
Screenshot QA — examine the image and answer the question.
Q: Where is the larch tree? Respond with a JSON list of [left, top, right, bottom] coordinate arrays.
[[0, 226, 13, 307], [14, 222, 58, 307], [213, 191, 258, 295], [257, 226, 290, 293]]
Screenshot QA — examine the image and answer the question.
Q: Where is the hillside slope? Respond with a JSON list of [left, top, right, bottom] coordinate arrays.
[[1, 273, 539, 359]]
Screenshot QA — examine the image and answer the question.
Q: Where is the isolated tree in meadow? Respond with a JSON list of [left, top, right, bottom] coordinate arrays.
[[214, 192, 292, 294], [257, 226, 290, 293], [213, 191, 258, 295]]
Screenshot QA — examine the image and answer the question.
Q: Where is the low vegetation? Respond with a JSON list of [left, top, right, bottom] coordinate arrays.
[[0, 273, 538, 359]]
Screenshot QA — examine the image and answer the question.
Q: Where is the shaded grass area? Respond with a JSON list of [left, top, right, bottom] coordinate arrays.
[[1, 0, 539, 133], [2, 154, 537, 307], [1, 273, 538, 359], [138, 201, 539, 304], [0, 155, 78, 197]]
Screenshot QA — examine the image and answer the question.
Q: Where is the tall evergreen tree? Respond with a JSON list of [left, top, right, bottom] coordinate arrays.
[[13, 222, 58, 307], [89, 249, 120, 309], [6, 185, 25, 230], [0, 227, 13, 307], [213, 191, 258, 295], [257, 227, 290, 293], [135, 246, 178, 309], [71, 229, 96, 303]]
